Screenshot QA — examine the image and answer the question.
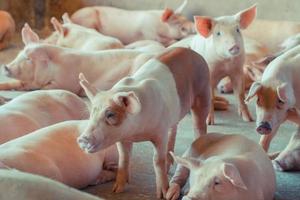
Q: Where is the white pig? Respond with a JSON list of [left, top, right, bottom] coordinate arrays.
[[77, 47, 210, 198], [0, 90, 87, 144], [245, 45, 300, 151], [0, 10, 15, 50], [0, 120, 118, 189], [1, 27, 154, 94], [0, 169, 103, 200], [167, 133, 276, 200], [70, 0, 195, 46], [125, 40, 166, 53], [190, 5, 256, 124], [50, 13, 124, 50]]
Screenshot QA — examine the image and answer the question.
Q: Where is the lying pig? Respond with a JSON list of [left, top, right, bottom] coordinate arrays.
[[0, 11, 15, 50], [0, 169, 103, 200], [191, 5, 257, 124], [77, 47, 210, 198], [167, 133, 276, 200], [0, 90, 87, 144], [49, 13, 124, 50], [1, 29, 153, 93], [125, 40, 166, 53], [245, 45, 300, 151], [0, 120, 118, 189], [70, 0, 195, 46]]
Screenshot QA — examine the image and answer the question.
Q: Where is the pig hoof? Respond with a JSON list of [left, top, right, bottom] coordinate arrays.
[[272, 160, 284, 171], [112, 182, 126, 193], [166, 183, 181, 200], [206, 116, 215, 125]]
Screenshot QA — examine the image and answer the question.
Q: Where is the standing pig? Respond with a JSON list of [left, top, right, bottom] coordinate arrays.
[[1, 26, 154, 94], [191, 5, 256, 124], [166, 133, 276, 200], [0, 90, 88, 144], [0, 11, 15, 50], [70, 0, 195, 46], [0, 120, 118, 188], [77, 47, 210, 198], [245, 45, 300, 151]]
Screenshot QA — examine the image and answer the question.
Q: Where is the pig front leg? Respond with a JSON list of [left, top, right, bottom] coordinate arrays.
[[259, 133, 276, 152], [206, 86, 215, 125], [113, 141, 133, 193], [90, 170, 117, 185], [0, 80, 24, 91], [229, 73, 253, 122], [152, 136, 169, 199], [167, 124, 178, 172]]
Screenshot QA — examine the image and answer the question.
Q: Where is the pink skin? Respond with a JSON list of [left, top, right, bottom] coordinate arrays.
[[77, 48, 210, 198], [191, 5, 257, 125], [0, 90, 88, 144], [245, 45, 300, 152], [166, 133, 276, 200], [0, 11, 15, 50], [0, 25, 154, 93], [70, 0, 195, 46], [49, 14, 124, 51], [0, 120, 118, 189]]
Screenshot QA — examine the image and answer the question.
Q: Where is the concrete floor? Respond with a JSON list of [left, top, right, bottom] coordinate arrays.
[[0, 35, 299, 200]]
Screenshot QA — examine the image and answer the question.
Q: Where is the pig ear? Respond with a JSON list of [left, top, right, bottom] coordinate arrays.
[[235, 4, 257, 29], [170, 151, 202, 170], [51, 17, 69, 37], [222, 163, 247, 190], [79, 73, 98, 100], [161, 8, 174, 22], [194, 16, 215, 38], [21, 23, 40, 45], [113, 91, 141, 114], [174, 0, 188, 14], [276, 83, 288, 103], [62, 13, 72, 24], [245, 82, 262, 103]]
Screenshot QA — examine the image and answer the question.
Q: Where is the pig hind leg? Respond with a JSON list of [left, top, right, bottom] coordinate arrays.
[[191, 94, 209, 137]]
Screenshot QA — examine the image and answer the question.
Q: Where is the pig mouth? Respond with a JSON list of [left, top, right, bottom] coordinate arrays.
[[85, 143, 101, 153]]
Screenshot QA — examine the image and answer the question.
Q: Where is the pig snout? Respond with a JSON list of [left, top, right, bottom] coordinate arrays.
[[77, 134, 98, 153], [272, 160, 285, 171], [228, 44, 240, 56], [2, 65, 11, 77], [256, 121, 272, 135]]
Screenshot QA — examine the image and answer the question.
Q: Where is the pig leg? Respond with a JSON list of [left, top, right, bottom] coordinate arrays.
[[191, 94, 209, 137], [113, 141, 133, 193], [91, 170, 117, 185], [0, 80, 23, 90], [152, 135, 169, 199], [259, 133, 276, 152], [167, 124, 178, 171], [229, 73, 253, 122], [206, 86, 215, 125]]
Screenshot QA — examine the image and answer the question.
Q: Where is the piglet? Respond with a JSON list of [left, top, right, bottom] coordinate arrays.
[[0, 90, 87, 144], [77, 47, 210, 198], [0, 120, 118, 189], [0, 169, 103, 200], [71, 0, 195, 46], [191, 5, 256, 124], [245, 45, 300, 151], [167, 133, 276, 200], [0, 11, 15, 50]]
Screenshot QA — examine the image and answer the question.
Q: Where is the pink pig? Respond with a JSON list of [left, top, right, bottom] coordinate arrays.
[[0, 120, 118, 189], [77, 47, 210, 198], [1, 25, 153, 94], [0, 90, 87, 144], [167, 133, 276, 200], [70, 0, 195, 46], [245, 45, 300, 152], [0, 11, 15, 50], [190, 5, 257, 124]]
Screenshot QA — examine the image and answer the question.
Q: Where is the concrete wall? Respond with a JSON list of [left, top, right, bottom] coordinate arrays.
[[1, 0, 300, 30]]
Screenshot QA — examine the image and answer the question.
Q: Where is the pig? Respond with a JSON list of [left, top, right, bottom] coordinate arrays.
[[271, 128, 300, 171], [166, 133, 276, 200], [70, 0, 195, 46], [49, 13, 124, 50], [0, 89, 88, 144], [125, 40, 166, 53], [191, 5, 257, 124], [245, 45, 300, 152], [0, 11, 15, 50], [0, 169, 103, 200], [77, 47, 210, 198], [1, 26, 154, 94], [0, 120, 118, 189]]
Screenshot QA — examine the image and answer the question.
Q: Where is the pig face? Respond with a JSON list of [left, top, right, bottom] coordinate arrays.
[[245, 82, 295, 135], [171, 153, 247, 200], [194, 5, 256, 59], [77, 74, 141, 153]]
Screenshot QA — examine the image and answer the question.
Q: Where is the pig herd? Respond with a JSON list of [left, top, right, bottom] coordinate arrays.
[[0, 1, 299, 200]]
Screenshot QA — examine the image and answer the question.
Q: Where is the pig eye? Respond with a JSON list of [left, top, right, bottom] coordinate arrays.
[[216, 31, 221, 36], [105, 110, 118, 125], [236, 28, 240, 33], [213, 177, 221, 186], [276, 98, 285, 109]]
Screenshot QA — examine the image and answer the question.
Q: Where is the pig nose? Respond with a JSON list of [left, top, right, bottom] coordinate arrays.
[[256, 121, 272, 135], [2, 65, 10, 77], [229, 45, 240, 55], [272, 160, 285, 171], [77, 135, 96, 151]]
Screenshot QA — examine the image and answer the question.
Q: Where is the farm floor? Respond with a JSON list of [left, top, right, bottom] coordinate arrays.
[[0, 34, 299, 200]]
